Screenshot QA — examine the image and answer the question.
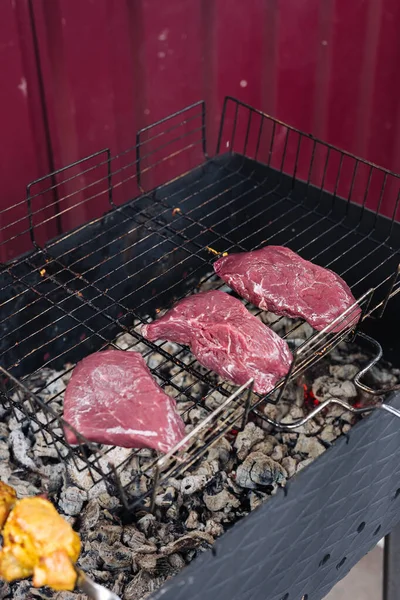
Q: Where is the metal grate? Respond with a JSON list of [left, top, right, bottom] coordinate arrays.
[[1, 97, 400, 510]]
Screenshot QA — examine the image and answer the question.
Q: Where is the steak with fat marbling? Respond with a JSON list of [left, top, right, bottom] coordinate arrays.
[[141, 290, 292, 394], [63, 350, 186, 453], [214, 246, 361, 332]]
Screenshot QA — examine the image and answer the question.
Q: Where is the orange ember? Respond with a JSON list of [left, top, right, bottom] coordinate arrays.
[[303, 383, 319, 406]]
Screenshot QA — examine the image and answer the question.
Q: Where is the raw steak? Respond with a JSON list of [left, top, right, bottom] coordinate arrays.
[[63, 350, 186, 453], [141, 290, 292, 394], [214, 245, 361, 332]]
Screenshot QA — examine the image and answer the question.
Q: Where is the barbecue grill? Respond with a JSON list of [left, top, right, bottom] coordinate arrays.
[[1, 97, 400, 600]]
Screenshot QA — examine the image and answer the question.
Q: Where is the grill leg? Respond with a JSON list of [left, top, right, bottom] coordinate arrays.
[[383, 523, 400, 600]]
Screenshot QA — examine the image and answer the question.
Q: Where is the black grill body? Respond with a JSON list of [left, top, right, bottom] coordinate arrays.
[[152, 392, 400, 600]]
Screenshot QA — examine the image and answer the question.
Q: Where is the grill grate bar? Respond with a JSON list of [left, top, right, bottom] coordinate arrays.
[[3, 164, 398, 388], [1, 97, 400, 509], [5, 254, 231, 410]]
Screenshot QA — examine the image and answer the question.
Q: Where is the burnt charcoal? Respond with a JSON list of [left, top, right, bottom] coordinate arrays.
[[154, 487, 176, 507], [312, 375, 357, 401], [185, 510, 199, 530], [281, 456, 297, 478], [204, 472, 225, 496], [9, 582, 32, 600], [112, 572, 128, 597], [123, 572, 161, 600], [137, 514, 157, 537], [203, 488, 241, 512], [5, 476, 40, 498], [252, 435, 278, 455], [281, 433, 298, 447], [160, 531, 214, 555], [180, 474, 208, 495], [249, 490, 268, 511], [122, 526, 157, 554], [8, 429, 36, 471], [206, 437, 232, 468], [66, 457, 107, 498], [0, 423, 9, 440], [329, 364, 360, 380], [78, 548, 100, 572], [234, 422, 265, 461], [270, 444, 287, 462], [59, 486, 87, 516], [97, 493, 121, 511], [325, 404, 355, 425], [80, 498, 100, 531], [0, 442, 11, 481], [236, 452, 287, 490], [91, 570, 112, 583], [31, 589, 57, 599], [294, 434, 326, 459], [168, 553, 186, 571], [135, 553, 158, 574], [204, 519, 224, 538], [94, 524, 122, 545], [95, 541, 132, 570], [0, 580, 10, 600], [319, 424, 339, 444]]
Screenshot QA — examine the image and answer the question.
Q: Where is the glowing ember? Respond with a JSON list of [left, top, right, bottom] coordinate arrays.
[[39, 268, 46, 277], [228, 428, 240, 438], [352, 401, 363, 409], [303, 383, 319, 406]]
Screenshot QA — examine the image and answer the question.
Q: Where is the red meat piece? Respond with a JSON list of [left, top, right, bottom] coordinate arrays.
[[63, 350, 186, 453], [141, 290, 292, 394], [214, 246, 361, 332]]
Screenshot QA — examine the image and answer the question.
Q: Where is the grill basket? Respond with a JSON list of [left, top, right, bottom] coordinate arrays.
[[1, 97, 400, 512]]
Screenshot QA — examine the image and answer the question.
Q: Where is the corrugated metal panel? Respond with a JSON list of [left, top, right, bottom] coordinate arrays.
[[1, 0, 400, 258], [0, 0, 56, 261]]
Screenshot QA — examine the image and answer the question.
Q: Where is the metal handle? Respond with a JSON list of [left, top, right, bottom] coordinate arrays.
[[76, 569, 122, 600], [353, 332, 400, 396], [381, 404, 400, 419], [254, 397, 373, 430], [255, 330, 400, 430]]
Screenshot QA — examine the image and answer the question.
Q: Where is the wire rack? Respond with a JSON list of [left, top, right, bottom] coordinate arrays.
[[1, 97, 400, 510]]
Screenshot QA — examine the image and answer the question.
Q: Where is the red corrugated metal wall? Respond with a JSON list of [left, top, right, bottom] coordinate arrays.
[[1, 0, 400, 261]]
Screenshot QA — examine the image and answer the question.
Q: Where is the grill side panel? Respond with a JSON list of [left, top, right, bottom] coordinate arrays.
[[151, 393, 400, 600]]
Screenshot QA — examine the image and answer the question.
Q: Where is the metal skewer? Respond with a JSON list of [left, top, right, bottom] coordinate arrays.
[[76, 569, 122, 600]]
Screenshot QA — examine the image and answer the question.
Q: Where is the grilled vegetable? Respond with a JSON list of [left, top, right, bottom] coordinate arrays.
[[0, 493, 81, 591], [0, 481, 17, 530]]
